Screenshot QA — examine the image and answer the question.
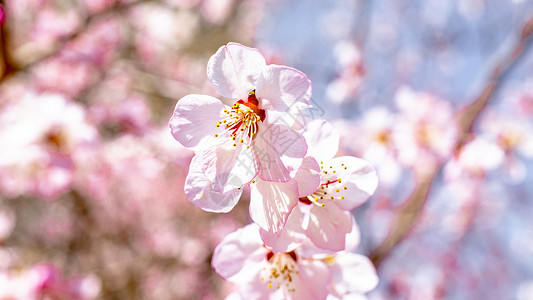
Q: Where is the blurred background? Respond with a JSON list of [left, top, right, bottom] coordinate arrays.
[[0, 0, 532, 299]]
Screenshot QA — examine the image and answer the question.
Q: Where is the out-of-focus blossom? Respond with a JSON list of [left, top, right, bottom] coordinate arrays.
[[170, 42, 311, 195], [201, 0, 236, 24], [0, 92, 98, 199], [479, 109, 533, 183], [0, 207, 15, 242], [212, 223, 378, 300], [326, 39, 365, 104], [444, 137, 504, 181], [259, 120, 378, 252], [30, 7, 80, 47], [337, 106, 401, 188], [0, 264, 101, 300], [393, 87, 457, 169]]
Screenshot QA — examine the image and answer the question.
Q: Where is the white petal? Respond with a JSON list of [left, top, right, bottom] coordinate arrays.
[[301, 119, 340, 162], [184, 155, 243, 213], [306, 204, 353, 251], [324, 156, 378, 211], [294, 157, 321, 197], [256, 65, 312, 127], [330, 253, 378, 294], [291, 259, 331, 300], [259, 204, 306, 253], [254, 123, 307, 182], [212, 224, 266, 282], [199, 139, 258, 193], [169, 94, 226, 151], [207, 42, 266, 100], [249, 178, 298, 233]]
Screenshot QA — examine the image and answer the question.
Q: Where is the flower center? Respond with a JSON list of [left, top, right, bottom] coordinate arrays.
[[214, 91, 266, 147], [299, 161, 348, 207], [43, 127, 69, 153], [261, 250, 299, 292], [498, 131, 522, 151]]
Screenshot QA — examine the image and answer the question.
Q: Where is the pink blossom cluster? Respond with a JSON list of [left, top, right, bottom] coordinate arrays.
[[169, 42, 379, 299]]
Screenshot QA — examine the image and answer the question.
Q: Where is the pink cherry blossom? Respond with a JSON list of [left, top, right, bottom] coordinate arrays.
[[184, 154, 244, 213], [392, 87, 458, 169], [170, 43, 311, 193], [0, 92, 98, 199], [257, 120, 378, 252], [479, 109, 533, 183], [212, 223, 378, 300], [212, 223, 331, 300], [336, 106, 402, 188], [0, 264, 101, 299], [326, 253, 379, 300], [444, 136, 504, 182]]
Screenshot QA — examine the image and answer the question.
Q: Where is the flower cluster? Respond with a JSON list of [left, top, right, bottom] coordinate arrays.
[[169, 43, 379, 299]]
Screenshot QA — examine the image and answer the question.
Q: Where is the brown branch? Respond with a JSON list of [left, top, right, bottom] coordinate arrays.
[[0, 2, 15, 80], [370, 16, 533, 267]]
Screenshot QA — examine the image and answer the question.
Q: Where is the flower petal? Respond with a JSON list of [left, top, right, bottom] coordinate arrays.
[[306, 204, 352, 251], [184, 155, 243, 213], [254, 123, 307, 182], [249, 178, 298, 234], [259, 204, 306, 253], [169, 94, 226, 151], [329, 253, 378, 294], [256, 65, 312, 126], [212, 224, 266, 282], [301, 119, 340, 162], [324, 156, 378, 211], [199, 139, 258, 193], [294, 157, 321, 197], [207, 42, 266, 100], [292, 259, 331, 300]]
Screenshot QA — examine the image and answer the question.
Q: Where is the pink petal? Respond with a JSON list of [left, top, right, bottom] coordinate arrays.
[[254, 123, 307, 182], [184, 155, 243, 213], [294, 157, 321, 197], [330, 253, 378, 294], [211, 224, 266, 282], [291, 259, 331, 300], [169, 94, 226, 151], [259, 204, 306, 253], [296, 216, 359, 258], [345, 217, 361, 252], [249, 178, 298, 233], [306, 204, 352, 251], [325, 156, 378, 211], [207, 42, 266, 100], [256, 65, 312, 127], [301, 119, 340, 162], [237, 263, 286, 299], [199, 139, 258, 193]]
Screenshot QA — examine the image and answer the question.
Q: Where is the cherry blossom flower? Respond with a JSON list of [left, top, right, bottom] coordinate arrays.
[[336, 106, 402, 188], [212, 223, 378, 300], [0, 92, 98, 199], [392, 87, 458, 169], [170, 42, 311, 192], [444, 136, 504, 182], [257, 120, 378, 252], [479, 109, 533, 183], [325, 252, 379, 300], [0, 264, 101, 300]]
